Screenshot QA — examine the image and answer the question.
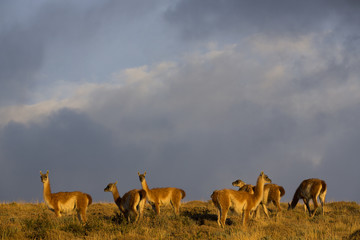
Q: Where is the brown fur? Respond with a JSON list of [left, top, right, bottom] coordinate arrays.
[[40, 170, 92, 224], [259, 184, 285, 217], [138, 171, 186, 215], [231, 179, 247, 189], [241, 185, 255, 194], [233, 180, 260, 195], [232, 181, 256, 217], [211, 172, 272, 228], [288, 178, 327, 217], [104, 181, 146, 223], [232, 179, 285, 217]]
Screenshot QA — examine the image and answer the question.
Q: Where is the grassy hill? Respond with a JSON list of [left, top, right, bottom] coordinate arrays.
[[1, 200, 359, 239]]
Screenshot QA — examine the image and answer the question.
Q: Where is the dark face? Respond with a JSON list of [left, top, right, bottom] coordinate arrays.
[[264, 174, 272, 183], [138, 171, 146, 182], [232, 179, 245, 187], [40, 171, 48, 183], [138, 174, 146, 182], [104, 184, 114, 192]]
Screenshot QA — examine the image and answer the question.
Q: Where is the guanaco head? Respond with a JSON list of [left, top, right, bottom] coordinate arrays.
[[138, 171, 146, 182], [232, 179, 246, 188], [104, 181, 118, 192], [260, 171, 272, 184], [40, 170, 49, 183]]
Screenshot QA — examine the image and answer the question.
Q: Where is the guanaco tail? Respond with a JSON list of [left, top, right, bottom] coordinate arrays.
[[138, 171, 186, 215], [211, 172, 272, 228], [288, 178, 327, 217], [40, 170, 92, 224], [104, 181, 146, 223], [232, 179, 285, 218]]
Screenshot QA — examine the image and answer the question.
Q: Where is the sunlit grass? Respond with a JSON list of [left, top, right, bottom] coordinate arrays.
[[0, 201, 359, 239]]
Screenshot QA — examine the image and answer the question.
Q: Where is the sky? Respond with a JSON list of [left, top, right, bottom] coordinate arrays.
[[1, 0, 360, 203]]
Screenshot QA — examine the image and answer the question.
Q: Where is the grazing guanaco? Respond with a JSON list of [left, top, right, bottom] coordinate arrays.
[[40, 170, 92, 224], [232, 179, 285, 217], [137, 171, 186, 215], [288, 178, 327, 217], [104, 181, 146, 223], [211, 172, 272, 228]]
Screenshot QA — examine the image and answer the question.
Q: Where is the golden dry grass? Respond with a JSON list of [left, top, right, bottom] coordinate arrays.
[[0, 200, 359, 239]]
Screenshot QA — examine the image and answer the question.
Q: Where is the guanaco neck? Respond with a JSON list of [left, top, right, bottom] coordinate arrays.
[[111, 186, 122, 205], [140, 179, 150, 193], [290, 188, 301, 209], [42, 180, 52, 202], [253, 176, 265, 204]]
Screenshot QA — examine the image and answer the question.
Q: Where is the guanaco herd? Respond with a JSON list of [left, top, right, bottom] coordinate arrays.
[[39, 170, 327, 228]]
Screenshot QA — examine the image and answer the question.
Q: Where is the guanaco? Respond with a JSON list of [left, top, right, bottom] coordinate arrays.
[[137, 171, 186, 215], [211, 172, 272, 228], [232, 179, 285, 217], [288, 178, 327, 217], [40, 170, 92, 224], [104, 181, 146, 223], [232, 179, 255, 194]]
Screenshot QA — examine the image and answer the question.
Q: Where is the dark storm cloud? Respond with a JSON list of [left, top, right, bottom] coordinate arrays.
[[0, 108, 149, 202], [1, 0, 360, 203], [57, 38, 358, 202], [0, 0, 163, 104], [1, 55, 360, 202], [0, 1, 90, 104], [0, 26, 44, 104], [318, 105, 360, 201], [165, 0, 360, 39], [0, 0, 86, 104]]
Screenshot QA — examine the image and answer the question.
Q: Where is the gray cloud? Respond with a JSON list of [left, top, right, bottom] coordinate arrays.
[[0, 25, 44, 105], [83, 37, 359, 201], [0, 108, 150, 201], [1, 63, 359, 202], [0, 0, 359, 203], [0, 0, 169, 104], [165, 0, 360, 40]]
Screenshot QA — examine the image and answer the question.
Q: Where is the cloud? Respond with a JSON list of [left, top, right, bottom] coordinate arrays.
[[0, 108, 150, 201], [0, 25, 44, 105], [1, 32, 360, 201], [0, 0, 169, 105], [1, 0, 360, 202], [165, 0, 360, 40]]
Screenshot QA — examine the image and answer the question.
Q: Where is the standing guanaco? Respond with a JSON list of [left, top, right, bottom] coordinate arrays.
[[40, 170, 92, 224], [138, 171, 186, 215], [288, 178, 327, 217], [104, 181, 146, 223], [211, 172, 272, 228], [232, 179, 285, 217]]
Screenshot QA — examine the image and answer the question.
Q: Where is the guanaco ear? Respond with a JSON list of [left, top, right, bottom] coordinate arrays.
[[40, 171, 42, 175], [46, 170, 49, 175], [138, 172, 140, 176], [144, 171, 146, 176], [115, 181, 118, 185], [260, 171, 264, 176]]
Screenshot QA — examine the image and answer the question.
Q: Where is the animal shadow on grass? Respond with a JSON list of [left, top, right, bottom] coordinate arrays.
[[349, 229, 360, 240], [101, 212, 126, 225], [182, 208, 234, 226]]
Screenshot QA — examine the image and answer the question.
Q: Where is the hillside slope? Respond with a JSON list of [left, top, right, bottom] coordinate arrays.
[[0, 201, 359, 239]]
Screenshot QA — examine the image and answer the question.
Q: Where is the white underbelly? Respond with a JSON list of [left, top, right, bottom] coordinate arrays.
[[59, 198, 77, 212]]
